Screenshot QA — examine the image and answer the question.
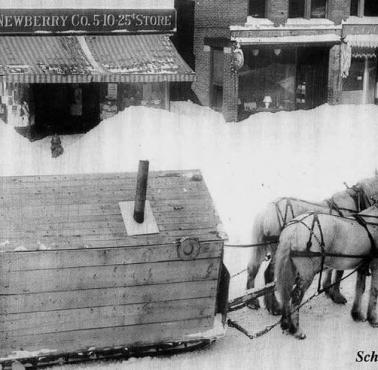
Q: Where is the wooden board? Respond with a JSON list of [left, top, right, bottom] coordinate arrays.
[[0, 170, 226, 359], [0, 170, 224, 251], [0, 258, 220, 294], [0, 297, 215, 336], [0, 280, 218, 315], [1, 241, 223, 272]]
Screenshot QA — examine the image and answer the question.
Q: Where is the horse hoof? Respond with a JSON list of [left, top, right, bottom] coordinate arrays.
[[268, 307, 282, 316], [331, 292, 347, 305], [247, 299, 260, 310], [326, 287, 347, 304], [351, 311, 366, 322], [264, 297, 281, 316], [368, 320, 378, 328], [295, 332, 306, 340]]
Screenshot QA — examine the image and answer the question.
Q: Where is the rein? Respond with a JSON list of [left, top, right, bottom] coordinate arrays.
[[275, 194, 358, 231], [227, 259, 368, 340], [325, 197, 354, 216]]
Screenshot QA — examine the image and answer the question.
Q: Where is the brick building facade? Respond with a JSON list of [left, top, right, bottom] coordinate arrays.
[[192, 0, 378, 122]]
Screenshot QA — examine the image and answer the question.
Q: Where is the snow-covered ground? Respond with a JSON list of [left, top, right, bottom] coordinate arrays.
[[2, 102, 378, 369]]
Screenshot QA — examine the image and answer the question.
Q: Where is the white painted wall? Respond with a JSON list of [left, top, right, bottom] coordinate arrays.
[[0, 0, 174, 9]]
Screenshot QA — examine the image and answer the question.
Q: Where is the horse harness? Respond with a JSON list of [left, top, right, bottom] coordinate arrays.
[[274, 198, 295, 231], [289, 211, 378, 292], [326, 185, 371, 216], [274, 187, 370, 232]]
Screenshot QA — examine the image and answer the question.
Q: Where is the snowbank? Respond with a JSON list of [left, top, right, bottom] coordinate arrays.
[[2, 102, 378, 244], [2, 102, 378, 370]]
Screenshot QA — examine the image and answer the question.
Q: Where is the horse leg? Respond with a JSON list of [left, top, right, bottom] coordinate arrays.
[[287, 275, 313, 340], [328, 270, 347, 304], [351, 269, 367, 322], [367, 260, 378, 327], [264, 252, 281, 315], [246, 247, 266, 309], [322, 269, 332, 297]]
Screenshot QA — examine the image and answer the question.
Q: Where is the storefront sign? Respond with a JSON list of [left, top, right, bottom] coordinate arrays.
[[0, 9, 176, 34]]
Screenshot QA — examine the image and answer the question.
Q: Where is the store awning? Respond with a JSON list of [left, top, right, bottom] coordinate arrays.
[[232, 34, 341, 45], [344, 34, 378, 48], [0, 36, 94, 83], [0, 34, 195, 83], [84, 34, 194, 82], [344, 34, 378, 58]]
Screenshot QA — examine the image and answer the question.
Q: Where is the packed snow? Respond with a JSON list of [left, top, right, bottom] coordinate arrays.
[[2, 102, 378, 369]]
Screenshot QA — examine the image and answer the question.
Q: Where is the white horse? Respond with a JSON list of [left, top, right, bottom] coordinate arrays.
[[275, 205, 378, 339], [246, 183, 372, 315]]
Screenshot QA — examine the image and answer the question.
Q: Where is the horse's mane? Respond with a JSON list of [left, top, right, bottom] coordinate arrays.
[[356, 176, 378, 204]]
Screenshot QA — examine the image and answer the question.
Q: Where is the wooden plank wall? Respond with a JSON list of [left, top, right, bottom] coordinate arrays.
[[0, 171, 225, 357], [0, 171, 223, 249]]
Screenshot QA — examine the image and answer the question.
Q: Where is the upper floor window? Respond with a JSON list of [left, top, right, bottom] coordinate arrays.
[[289, 0, 305, 18], [350, 0, 359, 16], [249, 0, 266, 18], [288, 0, 327, 19], [350, 0, 378, 17], [365, 0, 378, 16], [311, 0, 327, 18]]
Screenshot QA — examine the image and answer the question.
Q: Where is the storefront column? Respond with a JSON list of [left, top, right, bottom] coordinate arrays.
[[222, 46, 239, 122], [164, 82, 170, 110], [193, 45, 212, 107], [362, 56, 369, 104], [328, 44, 342, 105]]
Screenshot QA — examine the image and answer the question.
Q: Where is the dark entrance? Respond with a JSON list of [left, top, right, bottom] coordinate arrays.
[[210, 48, 224, 111], [296, 47, 329, 110], [32, 83, 100, 137]]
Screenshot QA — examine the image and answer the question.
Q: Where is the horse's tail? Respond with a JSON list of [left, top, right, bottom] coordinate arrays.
[[245, 209, 270, 290], [275, 229, 296, 310]]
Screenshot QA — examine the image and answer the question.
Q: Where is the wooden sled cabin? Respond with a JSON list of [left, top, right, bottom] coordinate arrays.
[[0, 164, 229, 365]]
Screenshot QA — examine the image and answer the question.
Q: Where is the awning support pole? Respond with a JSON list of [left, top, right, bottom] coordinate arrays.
[[362, 56, 369, 104]]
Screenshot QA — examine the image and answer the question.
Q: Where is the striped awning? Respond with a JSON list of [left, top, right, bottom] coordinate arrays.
[[0, 34, 195, 83], [0, 36, 94, 83], [344, 34, 378, 58], [85, 34, 195, 83]]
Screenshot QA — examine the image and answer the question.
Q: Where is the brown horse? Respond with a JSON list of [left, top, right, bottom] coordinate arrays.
[[246, 179, 376, 314], [275, 205, 378, 339]]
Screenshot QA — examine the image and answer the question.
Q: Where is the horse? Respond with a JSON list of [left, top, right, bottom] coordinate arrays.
[[246, 180, 375, 315], [275, 205, 378, 339]]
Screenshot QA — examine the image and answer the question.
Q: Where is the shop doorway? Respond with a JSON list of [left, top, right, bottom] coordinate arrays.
[[296, 47, 329, 110], [341, 57, 377, 105], [32, 84, 100, 138], [210, 48, 224, 111]]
